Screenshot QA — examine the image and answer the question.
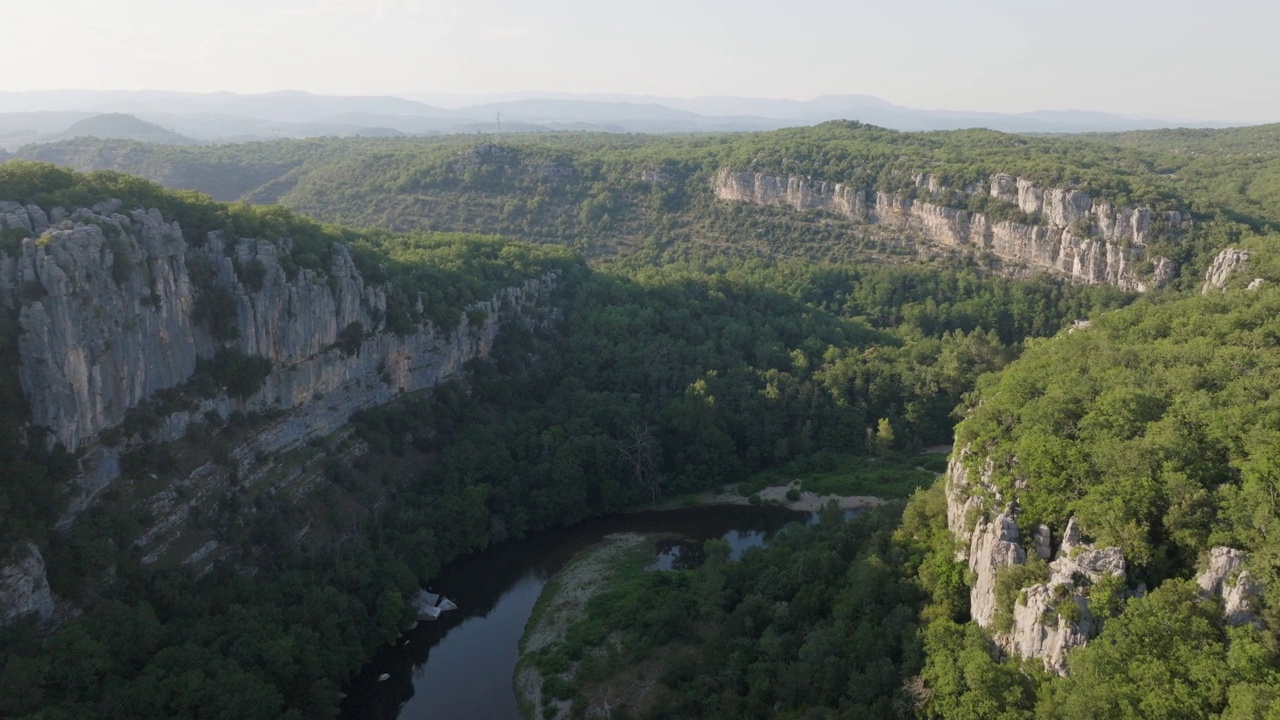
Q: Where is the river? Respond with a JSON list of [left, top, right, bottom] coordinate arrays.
[[338, 504, 821, 720]]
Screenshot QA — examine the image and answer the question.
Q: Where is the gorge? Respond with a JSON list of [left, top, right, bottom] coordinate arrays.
[[0, 116, 1277, 720]]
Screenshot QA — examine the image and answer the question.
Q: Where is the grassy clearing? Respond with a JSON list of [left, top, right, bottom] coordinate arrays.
[[739, 451, 947, 499]]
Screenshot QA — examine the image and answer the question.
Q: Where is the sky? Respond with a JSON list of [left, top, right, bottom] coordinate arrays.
[[6, 0, 1280, 122]]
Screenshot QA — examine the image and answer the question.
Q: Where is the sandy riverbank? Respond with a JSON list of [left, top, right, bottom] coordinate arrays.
[[514, 532, 650, 720]]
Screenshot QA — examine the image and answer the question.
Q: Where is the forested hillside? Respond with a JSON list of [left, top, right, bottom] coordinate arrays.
[[18, 123, 1280, 287]]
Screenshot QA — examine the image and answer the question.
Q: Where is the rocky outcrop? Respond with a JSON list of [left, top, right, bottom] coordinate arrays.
[[1196, 547, 1263, 626], [967, 512, 1026, 627], [947, 443, 1266, 674], [1002, 517, 1126, 674], [713, 169, 1182, 291], [1201, 248, 1251, 294], [0, 542, 55, 625], [3, 203, 201, 451], [946, 446, 1126, 674]]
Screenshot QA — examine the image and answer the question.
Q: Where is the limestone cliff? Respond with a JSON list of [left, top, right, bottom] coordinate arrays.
[[1, 201, 556, 452], [0, 200, 560, 623], [3, 202, 202, 452], [713, 169, 1182, 291], [712, 170, 866, 218]]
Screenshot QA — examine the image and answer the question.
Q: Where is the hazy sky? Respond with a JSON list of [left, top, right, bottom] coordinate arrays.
[[8, 0, 1279, 121]]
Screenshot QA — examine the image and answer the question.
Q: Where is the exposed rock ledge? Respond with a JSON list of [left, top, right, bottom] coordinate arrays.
[[0, 199, 558, 461], [0, 200, 561, 624], [713, 169, 1182, 292], [945, 445, 1260, 674]]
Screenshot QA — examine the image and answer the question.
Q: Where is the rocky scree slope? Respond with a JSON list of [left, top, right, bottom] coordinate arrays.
[[715, 169, 1184, 291], [0, 199, 560, 624]]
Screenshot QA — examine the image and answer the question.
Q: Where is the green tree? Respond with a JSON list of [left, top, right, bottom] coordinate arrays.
[[875, 418, 896, 457]]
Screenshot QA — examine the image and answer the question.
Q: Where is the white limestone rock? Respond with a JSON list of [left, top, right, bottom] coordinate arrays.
[[1202, 248, 1250, 294], [712, 169, 866, 219], [714, 169, 1182, 291], [945, 449, 1128, 675], [1033, 525, 1052, 560], [0, 542, 55, 625], [968, 512, 1026, 628], [1196, 547, 1263, 626]]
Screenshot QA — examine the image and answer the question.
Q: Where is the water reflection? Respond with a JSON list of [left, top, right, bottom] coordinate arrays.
[[340, 505, 814, 720], [648, 528, 773, 571]]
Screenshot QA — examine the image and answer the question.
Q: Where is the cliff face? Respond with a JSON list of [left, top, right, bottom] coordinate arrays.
[[0, 201, 560, 623], [712, 171, 866, 218], [945, 444, 1259, 675], [3, 202, 202, 452], [2, 203, 556, 455], [713, 170, 1182, 291], [945, 448, 1132, 675]]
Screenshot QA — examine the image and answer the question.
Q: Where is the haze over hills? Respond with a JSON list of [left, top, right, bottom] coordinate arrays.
[[54, 113, 195, 145], [0, 89, 1245, 150], [406, 90, 1242, 131]]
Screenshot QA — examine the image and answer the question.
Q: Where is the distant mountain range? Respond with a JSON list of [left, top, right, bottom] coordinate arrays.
[[0, 89, 1244, 149]]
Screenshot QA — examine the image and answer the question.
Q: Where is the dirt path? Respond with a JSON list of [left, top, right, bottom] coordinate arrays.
[[514, 532, 650, 720]]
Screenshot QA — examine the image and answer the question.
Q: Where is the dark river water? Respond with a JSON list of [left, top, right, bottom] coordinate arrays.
[[338, 504, 819, 720]]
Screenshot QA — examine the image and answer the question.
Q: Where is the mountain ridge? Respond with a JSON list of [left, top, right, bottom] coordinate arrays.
[[0, 89, 1247, 150]]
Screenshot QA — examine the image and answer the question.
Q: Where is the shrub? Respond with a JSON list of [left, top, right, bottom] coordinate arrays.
[[193, 286, 238, 342], [198, 349, 273, 399], [336, 321, 365, 357], [993, 558, 1049, 633], [1058, 600, 1083, 624], [109, 235, 134, 285], [236, 257, 268, 291]]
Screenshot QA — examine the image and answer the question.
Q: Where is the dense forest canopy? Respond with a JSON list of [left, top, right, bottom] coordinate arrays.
[[521, 250, 1280, 720]]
